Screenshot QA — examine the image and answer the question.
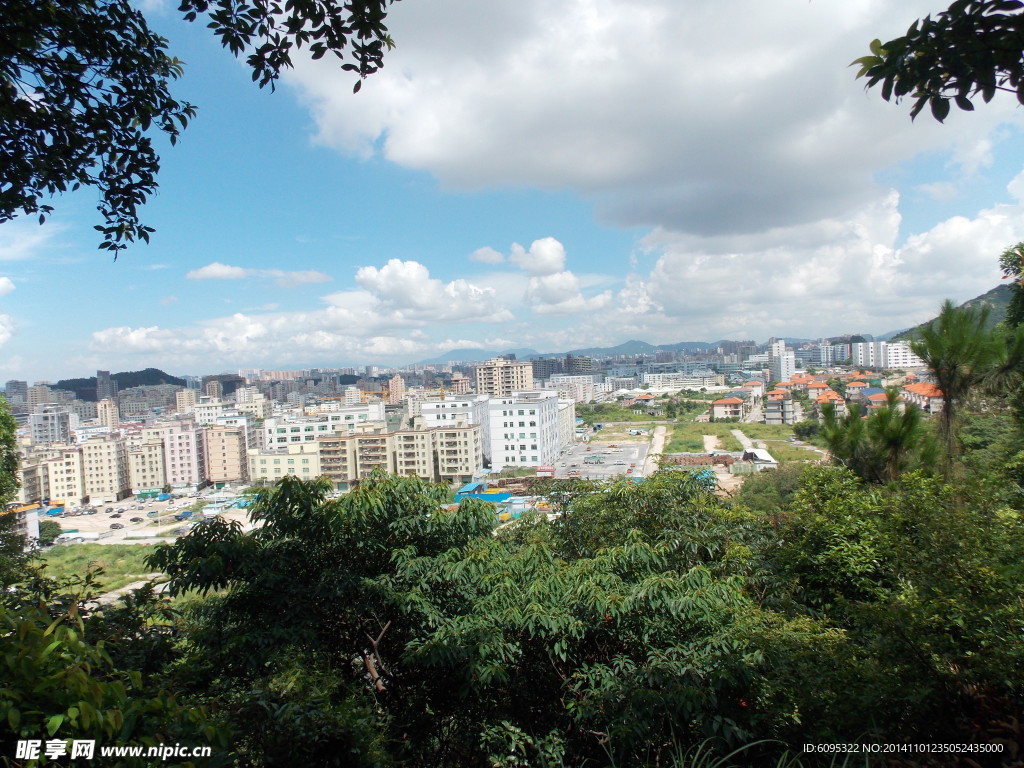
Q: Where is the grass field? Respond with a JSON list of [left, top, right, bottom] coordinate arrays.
[[37, 543, 161, 592], [664, 423, 744, 453]]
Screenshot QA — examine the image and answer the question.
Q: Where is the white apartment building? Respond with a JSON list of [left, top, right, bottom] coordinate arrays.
[[474, 358, 533, 397], [851, 340, 926, 370], [768, 341, 796, 384], [29, 405, 78, 445], [882, 341, 927, 369], [487, 390, 563, 468], [419, 395, 491, 461], [193, 397, 236, 425], [248, 442, 323, 485], [262, 403, 385, 447]]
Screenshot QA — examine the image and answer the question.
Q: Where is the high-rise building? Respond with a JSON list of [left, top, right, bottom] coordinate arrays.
[[4, 380, 27, 403], [204, 424, 248, 485], [387, 374, 406, 404], [768, 341, 796, 384], [29, 405, 77, 445], [95, 370, 117, 402], [473, 358, 533, 397], [175, 388, 196, 414], [97, 398, 120, 431]]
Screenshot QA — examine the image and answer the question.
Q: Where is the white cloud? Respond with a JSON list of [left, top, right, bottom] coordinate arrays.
[[0, 314, 13, 347], [88, 259, 517, 368], [469, 246, 504, 264], [159, 295, 178, 306], [287, 0, 1024, 238], [186, 262, 331, 287], [509, 237, 567, 275], [353, 258, 513, 323], [0, 219, 59, 261], [0, 278, 14, 297], [186, 262, 248, 280]]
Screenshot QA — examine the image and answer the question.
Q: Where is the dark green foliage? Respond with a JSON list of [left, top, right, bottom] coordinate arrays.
[[1, 0, 396, 254], [911, 299, 1024, 460], [855, 1, 1024, 121], [733, 463, 808, 519], [820, 391, 938, 483], [770, 466, 1024, 740], [791, 420, 819, 441], [1001, 241, 1024, 328], [36, 519, 62, 546]]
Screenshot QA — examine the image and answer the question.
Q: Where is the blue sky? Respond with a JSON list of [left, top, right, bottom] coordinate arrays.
[[4, 0, 1024, 381]]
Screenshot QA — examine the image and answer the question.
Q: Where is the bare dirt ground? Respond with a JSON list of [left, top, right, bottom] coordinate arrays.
[[702, 434, 722, 451]]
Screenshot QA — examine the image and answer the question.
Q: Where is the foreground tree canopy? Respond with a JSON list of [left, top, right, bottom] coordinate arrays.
[[0, 0, 395, 254], [855, 0, 1024, 121]]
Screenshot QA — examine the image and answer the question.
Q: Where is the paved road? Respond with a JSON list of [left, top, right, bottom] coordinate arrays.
[[643, 426, 667, 476], [731, 429, 754, 450]]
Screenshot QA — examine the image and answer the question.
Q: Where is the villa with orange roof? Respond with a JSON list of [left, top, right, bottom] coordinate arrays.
[[711, 396, 746, 420], [901, 382, 944, 414], [814, 389, 847, 418]]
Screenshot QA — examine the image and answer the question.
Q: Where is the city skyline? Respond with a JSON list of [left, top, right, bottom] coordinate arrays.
[[3, 0, 1024, 380]]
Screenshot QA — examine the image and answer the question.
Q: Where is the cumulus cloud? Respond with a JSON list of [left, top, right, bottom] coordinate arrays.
[[469, 246, 504, 264], [0, 314, 13, 347], [286, 0, 1023, 238], [353, 258, 514, 323], [88, 259, 518, 369], [0, 278, 14, 297], [509, 238, 567, 275], [186, 262, 331, 287]]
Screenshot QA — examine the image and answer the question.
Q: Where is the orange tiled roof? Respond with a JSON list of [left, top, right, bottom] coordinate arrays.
[[866, 392, 891, 401], [904, 382, 943, 398], [713, 397, 744, 405], [847, 381, 867, 388], [816, 390, 843, 403], [807, 381, 829, 390]]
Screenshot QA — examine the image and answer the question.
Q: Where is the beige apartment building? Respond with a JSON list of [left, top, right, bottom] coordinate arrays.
[[204, 424, 249, 486], [97, 398, 120, 431], [249, 425, 483, 490], [175, 388, 196, 414], [81, 435, 130, 503], [473, 358, 533, 397], [46, 448, 86, 505], [128, 435, 167, 494], [318, 424, 483, 490]]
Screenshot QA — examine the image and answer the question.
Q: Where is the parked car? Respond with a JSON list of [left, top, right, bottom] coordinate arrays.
[[109, 523, 124, 529], [110, 514, 122, 519], [105, 507, 114, 513], [129, 517, 143, 523]]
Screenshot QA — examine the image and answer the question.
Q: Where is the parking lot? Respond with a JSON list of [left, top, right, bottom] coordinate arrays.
[[554, 440, 650, 481], [48, 495, 209, 544]]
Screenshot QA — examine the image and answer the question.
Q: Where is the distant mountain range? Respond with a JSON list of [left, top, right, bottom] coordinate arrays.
[[419, 286, 1013, 367]]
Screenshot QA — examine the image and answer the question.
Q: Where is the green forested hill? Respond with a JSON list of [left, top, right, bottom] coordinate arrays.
[[55, 368, 185, 401], [892, 283, 1011, 341]]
